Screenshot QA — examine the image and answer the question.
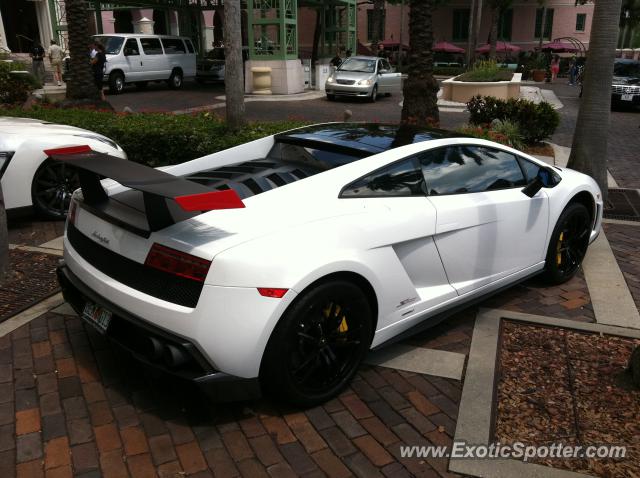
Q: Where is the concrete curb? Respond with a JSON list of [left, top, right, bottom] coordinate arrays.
[[546, 143, 619, 188], [448, 307, 640, 477], [582, 233, 640, 329], [9, 244, 63, 256], [365, 344, 466, 380], [0, 293, 64, 338]]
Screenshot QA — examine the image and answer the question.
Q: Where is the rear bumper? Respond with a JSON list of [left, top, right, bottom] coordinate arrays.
[[57, 262, 261, 401]]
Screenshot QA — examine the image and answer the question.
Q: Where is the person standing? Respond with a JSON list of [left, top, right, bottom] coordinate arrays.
[[91, 43, 107, 101], [568, 55, 577, 85], [30, 42, 46, 85], [550, 55, 560, 83], [48, 39, 64, 86]]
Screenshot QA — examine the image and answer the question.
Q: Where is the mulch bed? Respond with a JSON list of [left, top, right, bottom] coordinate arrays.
[[495, 320, 640, 477], [523, 143, 555, 158], [0, 248, 61, 322]]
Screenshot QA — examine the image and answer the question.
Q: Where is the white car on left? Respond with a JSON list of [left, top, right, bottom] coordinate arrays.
[[0, 117, 126, 219]]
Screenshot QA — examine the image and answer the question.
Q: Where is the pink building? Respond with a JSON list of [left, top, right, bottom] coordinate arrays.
[[354, 0, 594, 54]]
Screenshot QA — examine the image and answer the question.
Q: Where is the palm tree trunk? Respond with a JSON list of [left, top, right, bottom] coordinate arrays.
[[400, 0, 439, 127], [311, 8, 322, 67], [467, 0, 478, 67], [370, 0, 385, 55], [489, 7, 499, 59], [223, 0, 246, 131], [0, 183, 8, 284], [65, 0, 99, 100], [538, 6, 547, 49], [567, 0, 623, 203]]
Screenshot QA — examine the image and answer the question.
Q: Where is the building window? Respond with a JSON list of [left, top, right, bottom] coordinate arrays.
[[576, 13, 587, 32], [452, 9, 470, 41], [535, 8, 554, 40], [367, 9, 386, 42], [498, 9, 513, 41]]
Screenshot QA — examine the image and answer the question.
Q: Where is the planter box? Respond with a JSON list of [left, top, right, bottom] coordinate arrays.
[[441, 72, 521, 104]]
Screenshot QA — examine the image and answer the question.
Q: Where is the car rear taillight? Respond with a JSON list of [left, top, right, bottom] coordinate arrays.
[[144, 243, 211, 282]]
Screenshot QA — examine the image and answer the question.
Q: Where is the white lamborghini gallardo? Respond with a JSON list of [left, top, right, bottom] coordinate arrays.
[[55, 123, 602, 405]]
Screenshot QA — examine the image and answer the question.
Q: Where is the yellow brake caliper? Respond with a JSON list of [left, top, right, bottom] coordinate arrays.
[[325, 303, 349, 333], [556, 232, 564, 265]]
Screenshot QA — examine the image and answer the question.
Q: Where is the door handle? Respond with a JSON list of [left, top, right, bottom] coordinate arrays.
[[140, 61, 143, 66]]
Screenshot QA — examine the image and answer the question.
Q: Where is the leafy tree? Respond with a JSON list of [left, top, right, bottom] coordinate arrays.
[[567, 0, 624, 202], [223, 0, 245, 131], [400, 0, 439, 127], [65, 0, 99, 100]]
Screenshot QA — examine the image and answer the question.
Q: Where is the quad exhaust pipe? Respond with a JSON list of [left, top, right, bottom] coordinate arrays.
[[142, 336, 190, 369]]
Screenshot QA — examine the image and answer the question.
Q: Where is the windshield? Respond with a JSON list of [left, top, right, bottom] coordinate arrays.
[[338, 58, 376, 73], [94, 36, 125, 55], [614, 61, 640, 77]]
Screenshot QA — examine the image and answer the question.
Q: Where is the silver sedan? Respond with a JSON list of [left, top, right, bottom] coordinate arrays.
[[325, 56, 402, 102]]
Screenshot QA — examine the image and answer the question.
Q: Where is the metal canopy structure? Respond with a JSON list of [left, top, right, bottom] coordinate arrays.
[[49, 0, 356, 61], [247, 0, 356, 60]]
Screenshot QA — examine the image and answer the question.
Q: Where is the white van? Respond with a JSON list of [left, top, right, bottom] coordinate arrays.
[[94, 34, 197, 94]]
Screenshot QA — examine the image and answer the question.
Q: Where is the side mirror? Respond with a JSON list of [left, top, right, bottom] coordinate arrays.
[[522, 168, 553, 198]]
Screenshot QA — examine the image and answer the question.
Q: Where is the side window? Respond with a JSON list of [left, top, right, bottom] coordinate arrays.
[[123, 39, 139, 56], [419, 146, 526, 195], [162, 38, 186, 54], [516, 156, 541, 182], [140, 38, 163, 55], [377, 60, 384, 72], [341, 158, 424, 198], [382, 59, 391, 71], [185, 39, 195, 54]]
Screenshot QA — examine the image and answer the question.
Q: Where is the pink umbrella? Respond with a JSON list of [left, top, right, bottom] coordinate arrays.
[[541, 40, 578, 52], [432, 41, 465, 54], [476, 41, 521, 54]]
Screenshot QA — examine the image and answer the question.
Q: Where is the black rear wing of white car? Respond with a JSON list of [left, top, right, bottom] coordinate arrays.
[[46, 145, 244, 237]]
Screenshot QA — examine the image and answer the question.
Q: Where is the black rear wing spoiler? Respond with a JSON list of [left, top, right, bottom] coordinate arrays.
[[46, 145, 244, 235]]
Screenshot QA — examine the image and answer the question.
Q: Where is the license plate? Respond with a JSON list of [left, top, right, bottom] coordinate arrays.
[[82, 302, 112, 333], [621, 94, 634, 101]]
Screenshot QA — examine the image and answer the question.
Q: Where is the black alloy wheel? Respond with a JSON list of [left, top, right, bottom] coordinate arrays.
[[109, 71, 125, 94], [542, 202, 591, 284], [32, 160, 80, 219], [261, 281, 373, 406]]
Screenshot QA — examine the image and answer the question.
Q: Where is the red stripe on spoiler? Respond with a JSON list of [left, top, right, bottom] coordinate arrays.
[[175, 189, 245, 212], [44, 145, 92, 156]]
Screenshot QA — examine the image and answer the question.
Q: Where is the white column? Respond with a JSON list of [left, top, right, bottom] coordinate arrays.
[[0, 11, 9, 52], [35, 0, 55, 48]]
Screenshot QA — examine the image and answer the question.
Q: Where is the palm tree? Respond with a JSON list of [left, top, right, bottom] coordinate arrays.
[[370, 0, 386, 54], [400, 0, 439, 126], [567, 0, 624, 202], [0, 184, 7, 284], [537, 0, 548, 49], [223, 0, 245, 131], [65, 0, 99, 100], [487, 0, 513, 59]]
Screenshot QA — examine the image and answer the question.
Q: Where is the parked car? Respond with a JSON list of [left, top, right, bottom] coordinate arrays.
[[611, 58, 640, 107], [196, 47, 225, 83], [0, 117, 126, 219], [325, 56, 402, 101], [55, 123, 602, 406], [93, 34, 197, 94]]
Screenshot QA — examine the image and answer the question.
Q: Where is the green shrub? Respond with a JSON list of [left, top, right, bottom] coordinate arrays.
[[490, 119, 524, 149], [457, 60, 514, 82], [0, 61, 41, 105], [466, 95, 559, 143], [0, 107, 307, 167]]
